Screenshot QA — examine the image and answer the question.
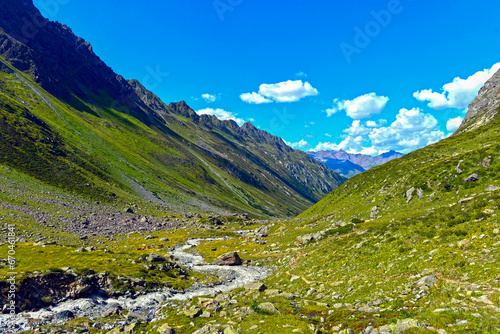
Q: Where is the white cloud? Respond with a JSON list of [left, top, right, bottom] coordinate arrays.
[[313, 108, 445, 155], [325, 133, 332, 137], [414, 62, 500, 110], [197, 108, 245, 126], [366, 119, 387, 128], [326, 93, 389, 119], [202, 94, 217, 103], [368, 108, 444, 153], [446, 116, 464, 132], [296, 72, 308, 78], [285, 139, 310, 149], [240, 92, 273, 104], [241, 80, 319, 104]]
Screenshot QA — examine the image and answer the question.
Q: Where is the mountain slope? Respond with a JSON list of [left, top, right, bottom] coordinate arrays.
[[308, 149, 403, 178], [0, 0, 345, 218]]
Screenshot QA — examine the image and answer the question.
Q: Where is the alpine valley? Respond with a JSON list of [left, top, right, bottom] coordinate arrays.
[[0, 1, 499, 334]]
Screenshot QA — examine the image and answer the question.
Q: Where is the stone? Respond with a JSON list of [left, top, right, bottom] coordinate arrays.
[[214, 252, 242, 266], [370, 206, 380, 220], [254, 225, 270, 237], [465, 173, 479, 182], [416, 188, 424, 199], [184, 306, 202, 319], [480, 157, 491, 168], [158, 323, 176, 334], [147, 253, 166, 263], [360, 326, 373, 334], [223, 326, 239, 334], [125, 208, 134, 213], [308, 324, 322, 334], [416, 275, 439, 287], [54, 310, 75, 321], [192, 325, 221, 334], [395, 318, 421, 332], [436, 330, 447, 334], [339, 329, 354, 334], [245, 282, 267, 292], [140, 216, 148, 223], [406, 187, 415, 203], [258, 302, 279, 314], [123, 323, 139, 333], [102, 306, 121, 317], [486, 185, 500, 192], [455, 160, 464, 174], [459, 197, 474, 204]]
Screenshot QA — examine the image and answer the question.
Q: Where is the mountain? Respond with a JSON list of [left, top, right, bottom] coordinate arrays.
[[307, 149, 403, 178], [0, 0, 346, 218]]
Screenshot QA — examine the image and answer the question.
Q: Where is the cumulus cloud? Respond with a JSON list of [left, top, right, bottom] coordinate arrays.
[[285, 139, 310, 149], [414, 62, 500, 110], [202, 94, 217, 103], [197, 108, 245, 126], [240, 80, 319, 104], [326, 93, 389, 119], [313, 108, 445, 155], [446, 116, 464, 132], [240, 92, 273, 104]]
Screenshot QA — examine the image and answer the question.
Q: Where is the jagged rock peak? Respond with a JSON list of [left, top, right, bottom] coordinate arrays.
[[456, 65, 500, 134]]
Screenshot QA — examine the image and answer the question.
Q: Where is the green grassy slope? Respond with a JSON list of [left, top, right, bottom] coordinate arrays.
[[0, 57, 344, 218]]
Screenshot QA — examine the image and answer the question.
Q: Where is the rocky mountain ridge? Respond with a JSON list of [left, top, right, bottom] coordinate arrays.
[[0, 0, 345, 217], [456, 66, 500, 135]]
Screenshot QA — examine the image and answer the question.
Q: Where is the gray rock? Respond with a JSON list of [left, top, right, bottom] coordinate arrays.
[[125, 208, 134, 213], [254, 225, 270, 238], [214, 252, 242, 266], [370, 206, 380, 220], [455, 160, 464, 174], [54, 310, 75, 321], [465, 173, 479, 182], [480, 157, 491, 168], [147, 253, 166, 263], [257, 302, 278, 314], [416, 275, 439, 287], [102, 306, 121, 317], [406, 187, 415, 203], [192, 324, 221, 334], [486, 185, 500, 192], [416, 188, 424, 199], [245, 282, 267, 292]]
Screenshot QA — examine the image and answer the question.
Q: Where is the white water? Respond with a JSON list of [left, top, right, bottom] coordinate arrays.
[[0, 238, 269, 332]]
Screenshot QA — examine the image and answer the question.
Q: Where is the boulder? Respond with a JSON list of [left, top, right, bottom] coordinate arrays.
[[184, 305, 202, 319], [486, 185, 500, 192], [406, 187, 415, 203], [254, 225, 270, 237], [158, 323, 177, 334], [416, 275, 439, 287], [395, 318, 421, 332], [214, 251, 242, 266], [257, 302, 279, 314], [370, 206, 379, 220], [465, 173, 479, 182], [54, 310, 75, 321], [416, 188, 424, 199], [192, 325, 221, 334], [245, 282, 267, 292], [223, 326, 239, 334], [147, 253, 166, 263], [480, 157, 491, 168]]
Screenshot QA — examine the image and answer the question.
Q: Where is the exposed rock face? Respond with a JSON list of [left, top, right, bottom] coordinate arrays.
[[214, 252, 242, 266], [0, 0, 346, 218], [456, 66, 500, 134]]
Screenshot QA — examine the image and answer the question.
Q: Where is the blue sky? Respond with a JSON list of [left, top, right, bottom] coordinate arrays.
[[34, 0, 500, 155]]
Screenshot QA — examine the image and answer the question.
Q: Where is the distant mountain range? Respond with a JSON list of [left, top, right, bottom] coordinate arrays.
[[307, 150, 403, 178]]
